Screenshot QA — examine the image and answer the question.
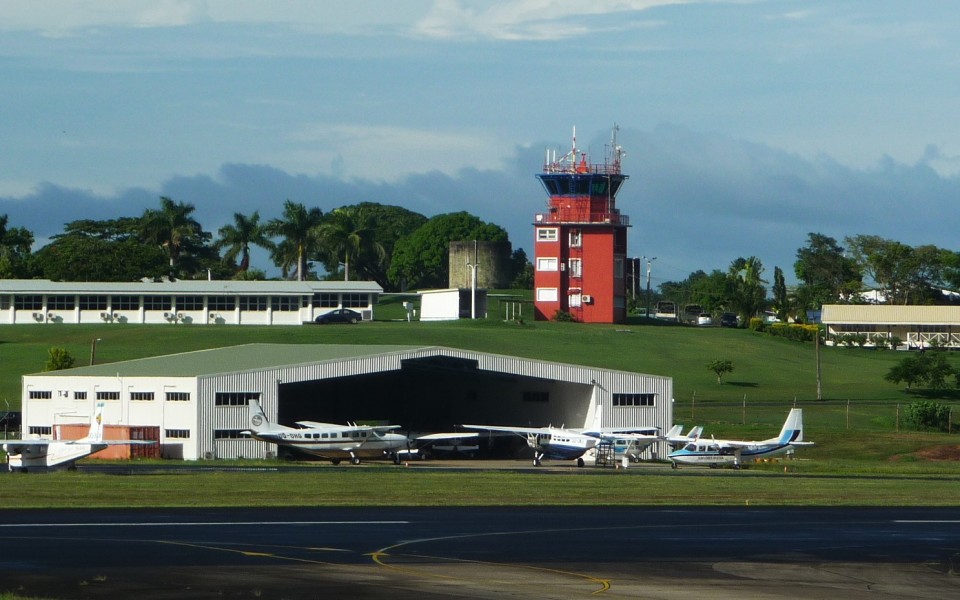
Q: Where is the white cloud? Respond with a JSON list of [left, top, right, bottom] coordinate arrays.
[[413, 0, 731, 41], [285, 124, 507, 181]]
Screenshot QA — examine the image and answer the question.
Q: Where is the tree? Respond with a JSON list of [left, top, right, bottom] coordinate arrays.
[[727, 256, 767, 322], [884, 351, 955, 390], [314, 205, 385, 282], [215, 211, 275, 274], [0, 214, 35, 278], [45, 347, 75, 371], [707, 359, 734, 384], [139, 197, 211, 277], [388, 212, 508, 290], [904, 400, 953, 432], [345, 203, 428, 289], [33, 217, 168, 281], [772, 266, 789, 322], [793, 233, 861, 310], [265, 200, 323, 281], [510, 248, 534, 289]]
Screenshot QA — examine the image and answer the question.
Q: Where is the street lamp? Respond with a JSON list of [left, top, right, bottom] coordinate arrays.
[[90, 338, 102, 366], [466, 240, 478, 320], [643, 256, 657, 318]]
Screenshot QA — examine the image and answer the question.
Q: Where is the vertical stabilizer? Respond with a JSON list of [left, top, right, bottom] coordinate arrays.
[[80, 402, 106, 442], [778, 409, 803, 444], [248, 399, 275, 433]]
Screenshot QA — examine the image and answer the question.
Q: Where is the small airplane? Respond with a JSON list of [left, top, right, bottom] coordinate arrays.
[[462, 419, 659, 467], [2, 402, 155, 472], [245, 400, 477, 465], [668, 408, 814, 469]]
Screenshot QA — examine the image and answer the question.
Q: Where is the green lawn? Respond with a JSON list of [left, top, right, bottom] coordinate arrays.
[[2, 312, 959, 508]]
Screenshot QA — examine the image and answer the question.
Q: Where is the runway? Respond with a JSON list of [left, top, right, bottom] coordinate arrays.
[[1, 506, 959, 599]]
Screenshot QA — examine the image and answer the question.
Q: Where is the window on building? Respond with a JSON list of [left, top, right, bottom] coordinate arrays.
[[537, 228, 558, 242], [165, 429, 190, 439], [271, 296, 299, 311], [568, 258, 582, 278], [208, 296, 236, 311], [175, 296, 204, 310], [29, 390, 52, 399], [612, 393, 656, 407], [79, 295, 108, 310], [614, 257, 624, 278], [14, 295, 42, 310], [536, 288, 558, 302], [130, 391, 155, 401], [568, 293, 582, 308], [342, 294, 367, 308], [29, 426, 52, 436], [569, 230, 582, 247], [215, 391, 261, 406], [165, 391, 191, 402], [143, 295, 171, 311], [239, 296, 267, 311], [313, 293, 338, 308], [213, 429, 247, 439], [112, 295, 139, 310], [523, 391, 549, 403], [537, 257, 558, 271], [74, 391, 87, 400], [47, 295, 75, 310], [96, 391, 120, 400], [0, 295, 10, 310]]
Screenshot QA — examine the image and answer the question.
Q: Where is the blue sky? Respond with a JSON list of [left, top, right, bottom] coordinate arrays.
[[2, 0, 959, 287]]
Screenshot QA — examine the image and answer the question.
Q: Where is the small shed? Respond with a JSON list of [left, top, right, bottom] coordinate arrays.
[[419, 288, 488, 321]]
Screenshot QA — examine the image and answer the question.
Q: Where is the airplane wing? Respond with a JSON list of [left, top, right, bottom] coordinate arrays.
[[295, 421, 341, 428], [462, 424, 548, 436], [415, 432, 480, 442], [593, 426, 659, 436]]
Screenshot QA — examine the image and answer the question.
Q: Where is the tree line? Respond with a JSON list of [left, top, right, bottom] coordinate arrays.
[[0, 199, 533, 292], [655, 232, 960, 324]]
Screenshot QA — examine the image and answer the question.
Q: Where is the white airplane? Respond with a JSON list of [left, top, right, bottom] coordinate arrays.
[[2, 402, 155, 472], [462, 421, 659, 467], [245, 399, 409, 464], [245, 400, 477, 465], [668, 408, 814, 469]]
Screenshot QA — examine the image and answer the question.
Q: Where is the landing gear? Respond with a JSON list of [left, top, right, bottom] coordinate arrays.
[[331, 458, 341, 466], [671, 462, 678, 469], [533, 452, 543, 467], [576, 457, 585, 468], [350, 456, 361, 465]]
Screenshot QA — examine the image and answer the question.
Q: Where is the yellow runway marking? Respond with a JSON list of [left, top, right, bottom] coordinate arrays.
[[158, 539, 341, 566]]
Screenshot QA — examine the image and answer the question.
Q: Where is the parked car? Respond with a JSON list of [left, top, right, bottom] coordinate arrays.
[[314, 308, 363, 324], [719, 312, 739, 328], [696, 313, 713, 326]]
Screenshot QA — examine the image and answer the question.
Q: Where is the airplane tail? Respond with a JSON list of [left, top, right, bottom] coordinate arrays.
[[79, 402, 106, 442], [777, 408, 804, 444], [248, 399, 275, 433], [687, 425, 703, 440], [662, 424, 683, 439]]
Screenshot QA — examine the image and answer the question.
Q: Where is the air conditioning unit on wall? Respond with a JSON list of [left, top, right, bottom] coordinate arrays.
[[582, 295, 593, 304]]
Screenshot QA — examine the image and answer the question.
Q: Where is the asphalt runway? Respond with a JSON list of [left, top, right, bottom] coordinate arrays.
[[1, 506, 959, 599]]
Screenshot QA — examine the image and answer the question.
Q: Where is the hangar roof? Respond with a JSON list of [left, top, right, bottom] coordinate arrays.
[[39, 344, 427, 378], [0, 279, 382, 295]]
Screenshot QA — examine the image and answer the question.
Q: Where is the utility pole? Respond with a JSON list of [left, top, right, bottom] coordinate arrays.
[[643, 256, 657, 318]]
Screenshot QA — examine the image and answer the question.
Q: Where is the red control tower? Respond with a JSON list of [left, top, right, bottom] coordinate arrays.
[[533, 126, 629, 323]]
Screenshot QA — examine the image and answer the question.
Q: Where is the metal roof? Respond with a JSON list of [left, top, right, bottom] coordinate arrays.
[[40, 344, 426, 378], [821, 304, 960, 325], [0, 279, 382, 295]]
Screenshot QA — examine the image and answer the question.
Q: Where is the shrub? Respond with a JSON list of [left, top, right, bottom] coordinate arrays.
[[904, 400, 953, 433], [553, 310, 575, 322], [748, 317, 764, 332]]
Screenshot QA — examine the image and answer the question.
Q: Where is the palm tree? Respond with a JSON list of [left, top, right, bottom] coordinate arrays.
[[215, 211, 274, 273], [139, 197, 207, 275], [265, 200, 323, 281], [315, 206, 385, 281], [728, 256, 767, 321]]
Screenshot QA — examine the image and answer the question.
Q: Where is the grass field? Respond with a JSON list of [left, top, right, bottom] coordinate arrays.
[[2, 300, 959, 508]]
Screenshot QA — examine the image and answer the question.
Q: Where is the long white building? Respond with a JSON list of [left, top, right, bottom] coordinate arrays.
[[822, 304, 960, 349], [0, 279, 382, 325], [20, 343, 674, 461]]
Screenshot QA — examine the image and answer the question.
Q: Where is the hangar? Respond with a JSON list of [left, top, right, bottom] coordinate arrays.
[[20, 344, 673, 462]]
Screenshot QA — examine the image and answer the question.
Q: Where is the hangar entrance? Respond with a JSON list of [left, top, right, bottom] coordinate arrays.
[[276, 355, 594, 458]]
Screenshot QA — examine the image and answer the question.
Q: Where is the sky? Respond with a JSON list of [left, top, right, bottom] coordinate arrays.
[[2, 0, 959, 288]]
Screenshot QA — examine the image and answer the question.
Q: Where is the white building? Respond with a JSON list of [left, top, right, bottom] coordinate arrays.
[[822, 304, 960, 349], [20, 343, 674, 461], [0, 279, 382, 325]]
